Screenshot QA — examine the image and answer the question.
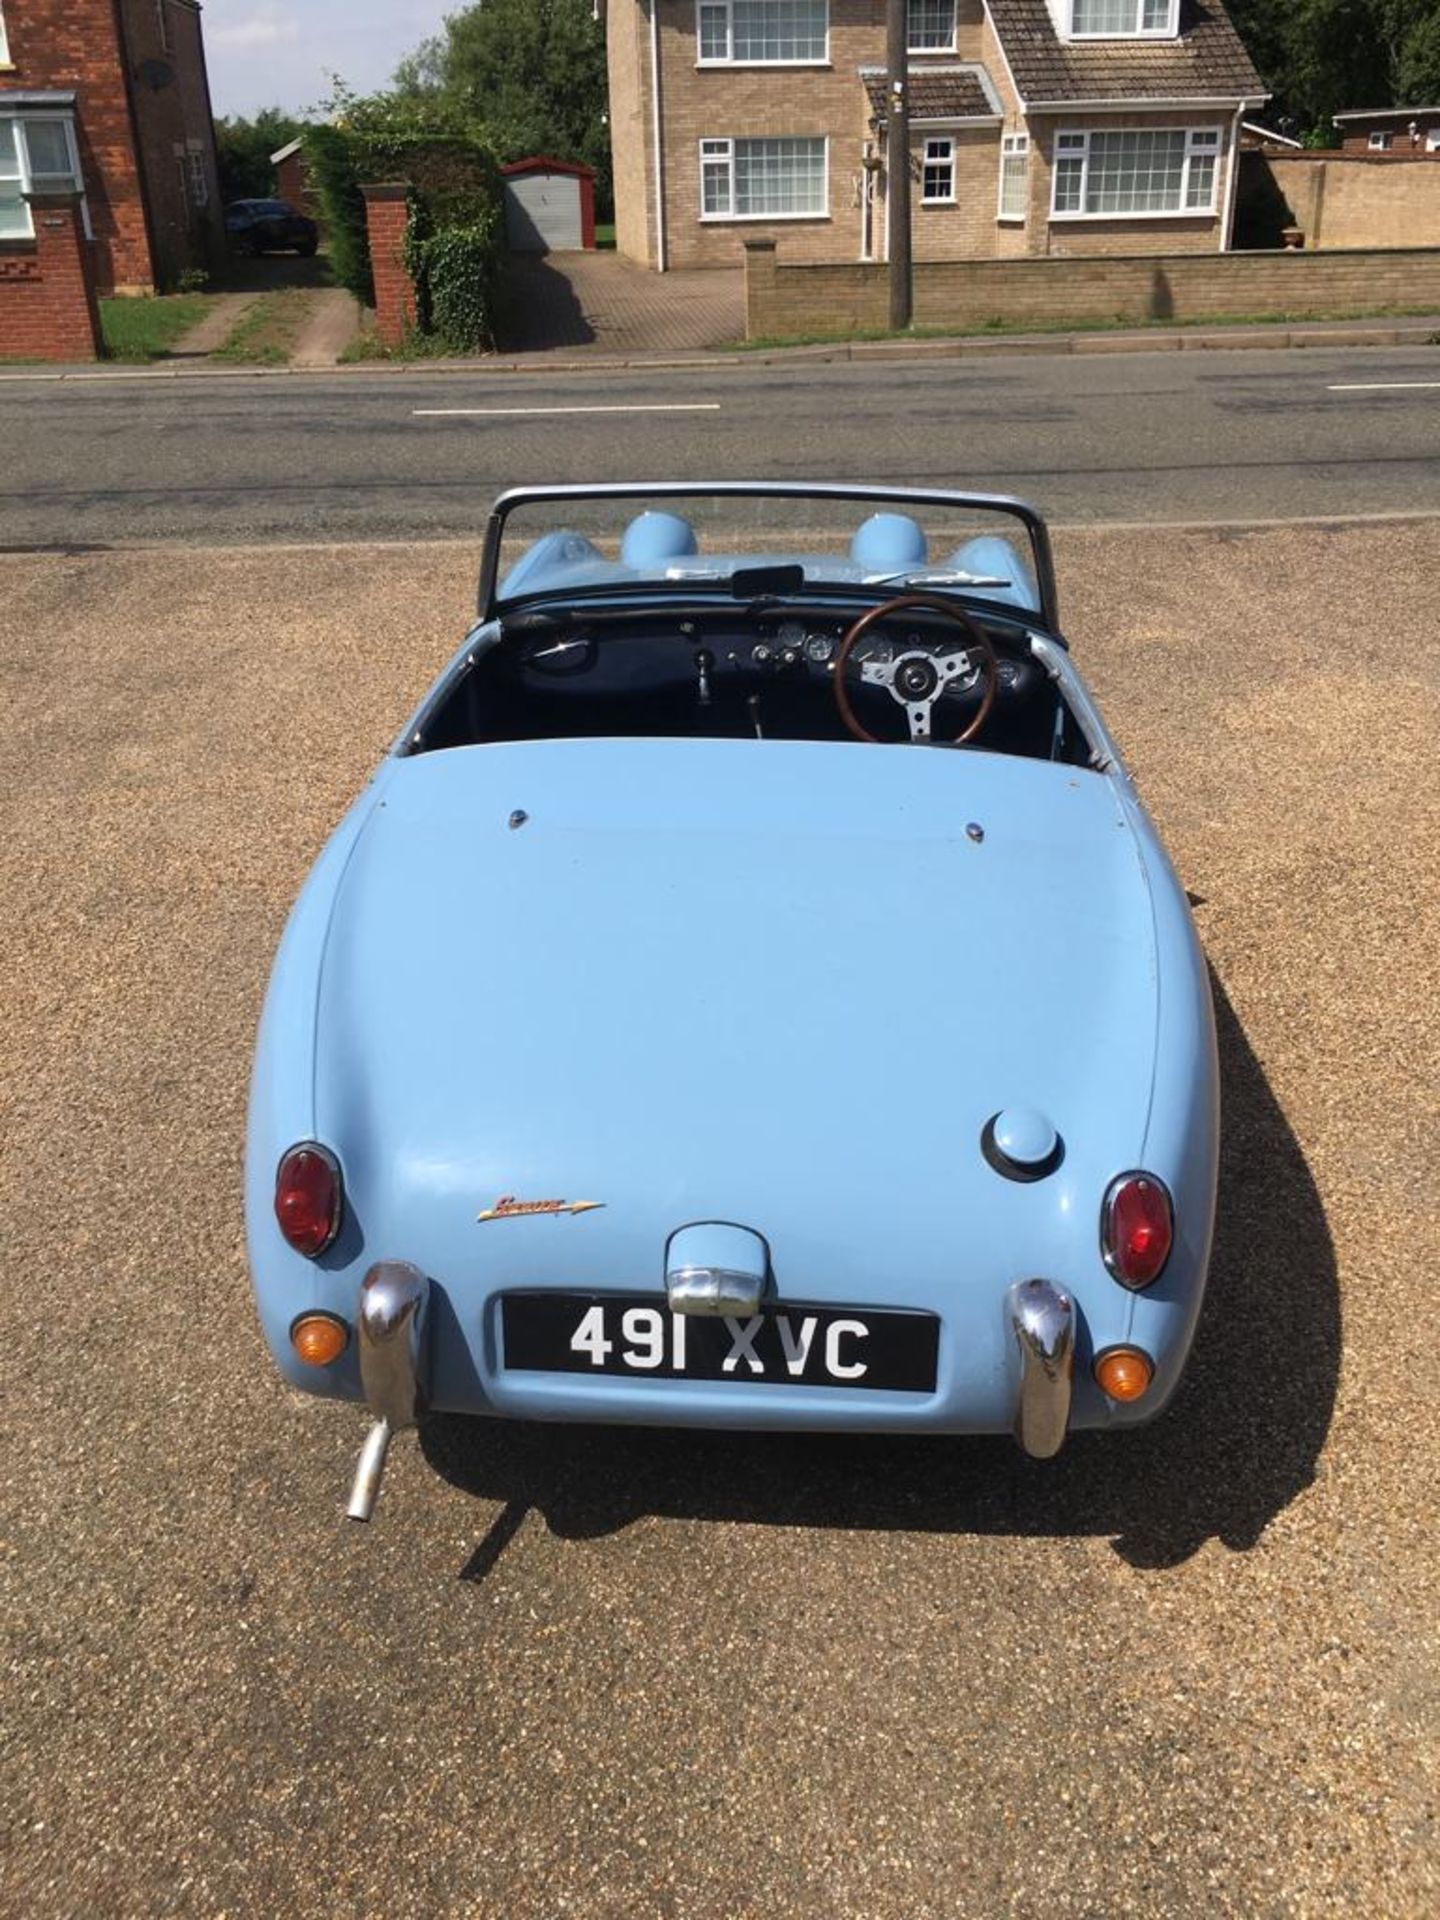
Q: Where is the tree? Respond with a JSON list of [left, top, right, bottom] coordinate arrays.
[[213, 108, 308, 201], [391, 0, 611, 210], [1229, 0, 1440, 140]]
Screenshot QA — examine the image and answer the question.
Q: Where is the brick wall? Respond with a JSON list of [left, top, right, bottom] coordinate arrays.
[[118, 0, 225, 288], [276, 150, 317, 220], [1338, 122, 1440, 156], [607, 0, 652, 263], [607, 0, 1022, 272], [1025, 111, 1235, 258], [606, 0, 1234, 271], [744, 237, 1440, 337], [1, 0, 151, 292], [1259, 153, 1440, 250], [0, 0, 222, 294], [362, 185, 414, 346], [0, 190, 102, 360]]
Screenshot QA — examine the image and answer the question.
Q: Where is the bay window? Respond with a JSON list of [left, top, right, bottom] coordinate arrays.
[[997, 133, 1029, 221], [921, 138, 955, 205], [700, 137, 827, 219], [908, 0, 957, 52], [1052, 127, 1221, 218], [1070, 0, 1175, 33], [0, 114, 86, 241], [697, 1, 828, 64]]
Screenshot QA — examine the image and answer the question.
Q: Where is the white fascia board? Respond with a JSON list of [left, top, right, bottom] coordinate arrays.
[[1333, 105, 1440, 122], [1026, 94, 1266, 111]]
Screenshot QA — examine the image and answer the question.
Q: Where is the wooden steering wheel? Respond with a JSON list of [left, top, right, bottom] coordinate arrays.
[[833, 593, 999, 746]]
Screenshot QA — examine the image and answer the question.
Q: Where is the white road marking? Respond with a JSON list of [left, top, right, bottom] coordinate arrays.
[[412, 402, 722, 417], [1326, 380, 1440, 392]]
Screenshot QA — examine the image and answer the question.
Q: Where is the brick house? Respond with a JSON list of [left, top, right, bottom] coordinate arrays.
[[607, 0, 1266, 269], [0, 0, 224, 294], [1332, 106, 1440, 158]]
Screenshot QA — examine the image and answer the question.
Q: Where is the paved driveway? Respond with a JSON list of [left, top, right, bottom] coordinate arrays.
[[2, 522, 1435, 1916], [500, 251, 744, 355]]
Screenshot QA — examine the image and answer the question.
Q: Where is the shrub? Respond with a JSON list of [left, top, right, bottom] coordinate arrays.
[[404, 197, 503, 352], [305, 124, 502, 327]]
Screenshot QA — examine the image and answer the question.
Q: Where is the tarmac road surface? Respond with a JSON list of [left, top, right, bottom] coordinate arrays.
[[1, 518, 1436, 1916], [0, 341, 1438, 547]]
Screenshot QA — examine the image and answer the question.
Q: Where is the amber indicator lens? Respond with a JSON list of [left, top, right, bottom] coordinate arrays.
[[290, 1313, 349, 1368], [274, 1143, 342, 1258], [1102, 1173, 1174, 1288], [1094, 1346, 1154, 1403]]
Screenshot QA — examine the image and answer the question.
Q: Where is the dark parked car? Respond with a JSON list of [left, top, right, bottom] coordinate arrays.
[[225, 199, 318, 258]]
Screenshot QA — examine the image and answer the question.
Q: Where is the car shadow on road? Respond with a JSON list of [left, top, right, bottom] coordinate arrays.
[[423, 973, 1340, 1573]]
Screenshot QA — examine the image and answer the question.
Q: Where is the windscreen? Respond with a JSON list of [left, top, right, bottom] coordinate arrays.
[[486, 488, 1050, 623]]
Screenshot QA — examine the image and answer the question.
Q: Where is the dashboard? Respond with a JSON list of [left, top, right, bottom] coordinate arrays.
[[418, 600, 1076, 761]]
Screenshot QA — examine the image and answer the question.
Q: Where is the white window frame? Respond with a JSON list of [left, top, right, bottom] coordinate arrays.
[[996, 132, 1029, 222], [695, 1, 829, 68], [908, 0, 957, 55], [920, 136, 955, 205], [0, 6, 11, 66], [1068, 0, 1178, 39], [698, 135, 829, 222], [0, 113, 87, 241], [1367, 131, 1392, 151], [1050, 125, 1222, 220]]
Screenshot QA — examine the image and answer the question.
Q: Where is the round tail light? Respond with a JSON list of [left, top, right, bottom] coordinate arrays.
[[274, 1143, 342, 1258], [1101, 1172, 1173, 1289]]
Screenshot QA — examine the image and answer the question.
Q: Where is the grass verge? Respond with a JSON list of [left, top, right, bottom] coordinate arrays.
[[100, 294, 214, 362], [732, 304, 1440, 351], [212, 290, 315, 366]]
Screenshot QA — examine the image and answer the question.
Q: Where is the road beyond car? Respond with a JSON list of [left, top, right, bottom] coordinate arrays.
[[244, 483, 1220, 1522]]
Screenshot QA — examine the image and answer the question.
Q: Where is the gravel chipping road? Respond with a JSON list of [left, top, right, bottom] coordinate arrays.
[[1, 524, 1435, 1918]]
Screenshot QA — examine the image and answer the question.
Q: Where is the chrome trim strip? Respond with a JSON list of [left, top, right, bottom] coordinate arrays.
[[347, 1261, 430, 1522], [1007, 1277, 1075, 1460]]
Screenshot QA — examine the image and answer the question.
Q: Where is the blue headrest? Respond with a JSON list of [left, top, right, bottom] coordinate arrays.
[[620, 511, 699, 567], [850, 512, 928, 572]]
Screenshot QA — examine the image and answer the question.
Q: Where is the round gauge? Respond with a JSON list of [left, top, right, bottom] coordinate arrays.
[[776, 619, 807, 649], [804, 631, 835, 664]]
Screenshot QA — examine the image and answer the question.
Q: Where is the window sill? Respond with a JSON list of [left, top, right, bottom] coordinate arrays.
[[1050, 207, 1217, 221], [699, 213, 831, 224], [996, 215, 1026, 225], [696, 60, 832, 71], [921, 198, 957, 208]]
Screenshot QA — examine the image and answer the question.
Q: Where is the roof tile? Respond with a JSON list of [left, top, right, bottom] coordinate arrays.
[[986, 0, 1265, 105]]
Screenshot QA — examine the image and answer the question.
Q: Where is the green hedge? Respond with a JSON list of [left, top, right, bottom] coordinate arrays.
[[306, 126, 503, 348]]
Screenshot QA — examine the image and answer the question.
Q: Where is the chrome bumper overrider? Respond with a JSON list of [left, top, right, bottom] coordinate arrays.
[[346, 1261, 430, 1522], [1007, 1278, 1075, 1459]]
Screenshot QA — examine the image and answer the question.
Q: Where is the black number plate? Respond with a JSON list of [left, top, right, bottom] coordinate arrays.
[[501, 1293, 939, 1393]]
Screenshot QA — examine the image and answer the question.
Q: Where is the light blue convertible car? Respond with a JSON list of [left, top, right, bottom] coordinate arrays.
[[245, 483, 1218, 1520]]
